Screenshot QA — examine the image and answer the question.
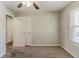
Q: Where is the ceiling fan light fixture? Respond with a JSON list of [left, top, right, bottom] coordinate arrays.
[[22, 1, 33, 7], [17, 1, 39, 10]]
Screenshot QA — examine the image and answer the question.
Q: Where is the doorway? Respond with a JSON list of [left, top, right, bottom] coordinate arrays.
[[6, 15, 13, 51]]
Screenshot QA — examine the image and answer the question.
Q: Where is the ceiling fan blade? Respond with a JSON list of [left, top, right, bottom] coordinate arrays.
[[33, 2, 39, 10], [17, 2, 23, 8]]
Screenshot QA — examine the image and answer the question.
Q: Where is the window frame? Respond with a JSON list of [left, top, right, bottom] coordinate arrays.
[[70, 8, 79, 47]]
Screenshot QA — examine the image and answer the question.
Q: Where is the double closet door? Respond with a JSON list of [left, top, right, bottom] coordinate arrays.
[[13, 17, 32, 47]]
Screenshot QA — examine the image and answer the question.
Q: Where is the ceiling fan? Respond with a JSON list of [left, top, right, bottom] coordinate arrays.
[[17, 1, 39, 10]]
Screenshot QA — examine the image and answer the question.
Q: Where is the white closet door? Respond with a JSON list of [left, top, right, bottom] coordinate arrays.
[[13, 17, 32, 47]]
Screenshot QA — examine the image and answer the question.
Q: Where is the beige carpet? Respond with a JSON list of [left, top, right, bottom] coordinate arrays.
[[2, 46, 73, 58]]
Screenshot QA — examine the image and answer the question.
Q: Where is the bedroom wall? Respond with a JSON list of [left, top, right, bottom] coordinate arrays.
[[16, 11, 60, 46], [60, 2, 79, 57], [0, 3, 15, 57]]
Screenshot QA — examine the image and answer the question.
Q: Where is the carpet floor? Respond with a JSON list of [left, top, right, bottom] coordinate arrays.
[[2, 46, 73, 58]]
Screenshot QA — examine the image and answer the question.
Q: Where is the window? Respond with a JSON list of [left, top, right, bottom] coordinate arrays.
[[71, 9, 79, 44]]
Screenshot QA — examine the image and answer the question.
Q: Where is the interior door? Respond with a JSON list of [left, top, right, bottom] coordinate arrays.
[[13, 17, 32, 47], [6, 15, 13, 43]]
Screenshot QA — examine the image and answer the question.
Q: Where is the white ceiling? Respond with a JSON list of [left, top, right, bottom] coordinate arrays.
[[2, 1, 71, 13]]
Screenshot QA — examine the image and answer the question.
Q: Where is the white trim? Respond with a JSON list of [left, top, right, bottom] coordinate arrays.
[[13, 44, 25, 47], [31, 44, 60, 46], [0, 52, 5, 58], [70, 9, 79, 48], [70, 41, 79, 48], [60, 45, 77, 58]]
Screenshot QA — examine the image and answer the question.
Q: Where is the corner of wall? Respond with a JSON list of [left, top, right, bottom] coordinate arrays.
[[60, 45, 77, 58], [0, 51, 6, 57]]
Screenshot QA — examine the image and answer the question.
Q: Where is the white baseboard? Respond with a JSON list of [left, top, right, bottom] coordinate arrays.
[[31, 44, 60, 46], [60, 45, 76, 58], [0, 52, 5, 58], [13, 44, 25, 47]]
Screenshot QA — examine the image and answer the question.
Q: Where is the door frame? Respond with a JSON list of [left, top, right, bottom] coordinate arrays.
[[6, 14, 13, 49]]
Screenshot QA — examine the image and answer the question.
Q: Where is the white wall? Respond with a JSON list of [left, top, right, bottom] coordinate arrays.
[[60, 2, 79, 58], [16, 12, 59, 46], [0, 3, 15, 57]]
